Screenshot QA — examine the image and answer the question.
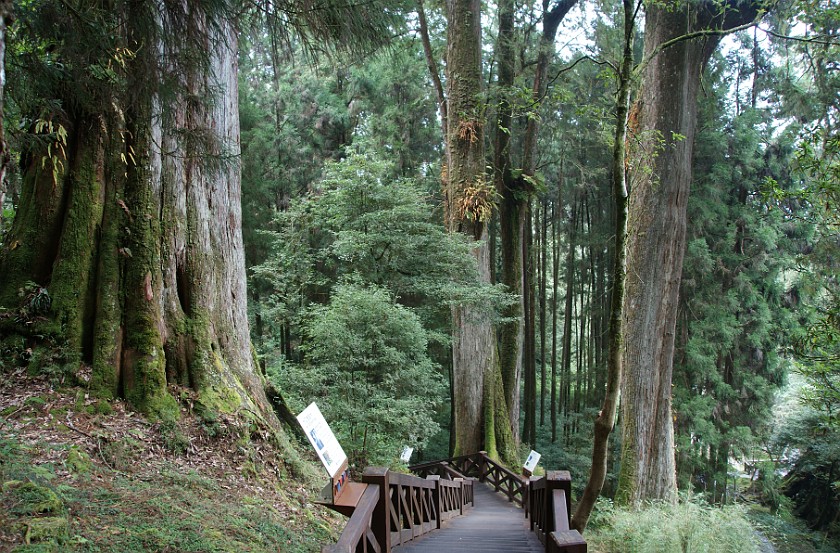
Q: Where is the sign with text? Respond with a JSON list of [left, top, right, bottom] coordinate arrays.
[[297, 402, 348, 478], [523, 450, 541, 474], [400, 446, 414, 463]]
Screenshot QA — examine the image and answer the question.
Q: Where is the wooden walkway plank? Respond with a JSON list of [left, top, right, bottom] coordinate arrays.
[[392, 482, 543, 553]]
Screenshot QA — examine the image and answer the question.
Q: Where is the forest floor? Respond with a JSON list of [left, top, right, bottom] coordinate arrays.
[[2, 365, 837, 553], [0, 366, 342, 552]]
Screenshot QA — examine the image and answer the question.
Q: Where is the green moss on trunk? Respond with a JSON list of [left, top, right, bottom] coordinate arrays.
[[49, 125, 105, 366], [0, 162, 68, 308], [120, 113, 176, 421]]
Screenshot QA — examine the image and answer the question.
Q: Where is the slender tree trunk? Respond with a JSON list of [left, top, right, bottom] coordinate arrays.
[[524, 201, 537, 445], [551, 200, 560, 443], [539, 198, 548, 427], [560, 201, 577, 429], [571, 0, 634, 530], [417, 0, 447, 138]]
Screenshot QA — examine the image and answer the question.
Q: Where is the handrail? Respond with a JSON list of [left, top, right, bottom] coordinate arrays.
[[414, 451, 527, 506], [323, 466, 475, 553], [409, 460, 470, 481], [321, 483, 381, 553]]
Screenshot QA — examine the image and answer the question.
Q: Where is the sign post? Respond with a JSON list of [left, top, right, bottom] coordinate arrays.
[[297, 402, 356, 507]]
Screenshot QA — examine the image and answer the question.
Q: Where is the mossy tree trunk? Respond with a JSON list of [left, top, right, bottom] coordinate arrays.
[[0, 5, 275, 426], [445, 0, 516, 464]]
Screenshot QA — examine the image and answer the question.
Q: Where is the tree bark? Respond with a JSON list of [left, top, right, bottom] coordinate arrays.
[[494, 0, 524, 446], [0, 5, 277, 429], [446, 0, 515, 463], [616, 0, 759, 505]]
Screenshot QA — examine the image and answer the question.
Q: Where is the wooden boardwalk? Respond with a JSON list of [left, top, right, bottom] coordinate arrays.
[[392, 482, 543, 553]]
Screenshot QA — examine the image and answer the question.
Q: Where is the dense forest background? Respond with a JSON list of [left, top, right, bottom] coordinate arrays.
[[0, 0, 839, 549]]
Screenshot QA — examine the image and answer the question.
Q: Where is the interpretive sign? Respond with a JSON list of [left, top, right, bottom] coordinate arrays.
[[400, 446, 414, 463], [523, 450, 541, 476], [297, 402, 348, 478]]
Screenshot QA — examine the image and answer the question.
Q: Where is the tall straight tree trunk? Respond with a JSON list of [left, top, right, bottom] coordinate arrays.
[[551, 200, 560, 443], [446, 0, 515, 463], [524, 202, 537, 445], [494, 0, 525, 446], [539, 198, 548, 426], [616, 0, 759, 505], [560, 200, 577, 428]]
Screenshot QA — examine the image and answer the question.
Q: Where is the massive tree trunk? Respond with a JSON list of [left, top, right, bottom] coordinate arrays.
[[444, 0, 516, 463], [616, 0, 759, 505], [494, 0, 524, 446], [0, 4, 276, 427]]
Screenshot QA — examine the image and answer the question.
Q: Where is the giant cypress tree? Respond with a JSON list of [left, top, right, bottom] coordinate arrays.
[[0, 0, 392, 426], [617, 0, 762, 504], [444, 0, 517, 462]]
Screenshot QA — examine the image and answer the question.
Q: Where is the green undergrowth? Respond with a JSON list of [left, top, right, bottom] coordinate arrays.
[[747, 504, 840, 553], [585, 496, 761, 553], [0, 387, 339, 553], [0, 428, 336, 552]]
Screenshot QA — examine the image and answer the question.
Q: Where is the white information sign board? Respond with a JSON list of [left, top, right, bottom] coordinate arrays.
[[400, 446, 414, 463], [297, 402, 348, 478], [523, 450, 541, 473]]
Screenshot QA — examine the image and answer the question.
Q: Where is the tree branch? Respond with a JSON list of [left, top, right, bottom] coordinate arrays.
[[636, 15, 767, 77], [417, 0, 447, 137]]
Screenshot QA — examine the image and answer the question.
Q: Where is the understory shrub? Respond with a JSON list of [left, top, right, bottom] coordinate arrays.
[[587, 495, 760, 553]]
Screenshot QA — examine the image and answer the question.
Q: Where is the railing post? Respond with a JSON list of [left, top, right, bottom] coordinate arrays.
[[544, 470, 571, 533], [478, 451, 488, 482], [430, 475, 443, 529], [524, 476, 530, 518], [363, 466, 391, 553]]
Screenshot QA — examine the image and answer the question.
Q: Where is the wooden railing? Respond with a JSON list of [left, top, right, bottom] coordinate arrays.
[[322, 466, 474, 553], [528, 471, 586, 552], [412, 451, 526, 506], [324, 453, 585, 553], [322, 483, 381, 553]]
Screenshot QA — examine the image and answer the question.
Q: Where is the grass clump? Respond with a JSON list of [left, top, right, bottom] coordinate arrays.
[[586, 495, 760, 553]]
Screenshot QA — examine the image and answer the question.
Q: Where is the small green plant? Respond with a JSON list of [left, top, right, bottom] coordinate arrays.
[[159, 420, 189, 455], [15, 282, 51, 325]]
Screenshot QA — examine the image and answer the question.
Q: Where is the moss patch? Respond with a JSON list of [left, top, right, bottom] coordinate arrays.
[[65, 448, 92, 476], [23, 516, 69, 544], [4, 482, 63, 516]]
